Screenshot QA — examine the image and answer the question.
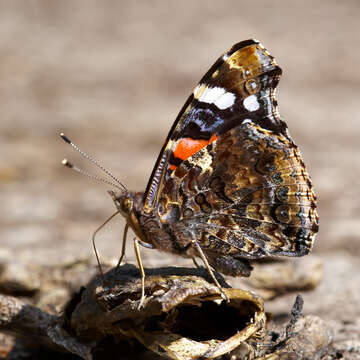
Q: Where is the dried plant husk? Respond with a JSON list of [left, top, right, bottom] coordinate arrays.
[[0, 263, 337, 359], [66, 264, 266, 359]]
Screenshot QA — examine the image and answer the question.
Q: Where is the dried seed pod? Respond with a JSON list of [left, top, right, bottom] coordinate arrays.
[[66, 265, 265, 359]]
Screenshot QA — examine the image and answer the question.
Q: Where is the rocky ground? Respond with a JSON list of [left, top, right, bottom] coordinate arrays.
[[0, 1, 359, 358]]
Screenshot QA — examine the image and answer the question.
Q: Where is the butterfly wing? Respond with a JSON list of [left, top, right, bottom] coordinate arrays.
[[157, 121, 318, 263], [144, 39, 288, 210]]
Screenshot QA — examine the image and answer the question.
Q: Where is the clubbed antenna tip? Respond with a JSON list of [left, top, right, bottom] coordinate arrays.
[[59, 132, 127, 193], [62, 159, 73, 168], [60, 133, 71, 144]]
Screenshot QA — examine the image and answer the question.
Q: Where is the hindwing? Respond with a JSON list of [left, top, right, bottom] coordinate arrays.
[[157, 121, 319, 258]]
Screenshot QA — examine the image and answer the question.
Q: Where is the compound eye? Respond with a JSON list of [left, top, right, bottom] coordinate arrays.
[[121, 198, 133, 214]]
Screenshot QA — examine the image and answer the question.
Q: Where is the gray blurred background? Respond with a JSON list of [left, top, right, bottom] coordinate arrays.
[[1, 1, 359, 326]]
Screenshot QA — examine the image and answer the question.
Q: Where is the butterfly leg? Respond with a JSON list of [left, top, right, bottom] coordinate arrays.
[[134, 238, 146, 309], [92, 210, 121, 276], [192, 240, 229, 302], [116, 223, 129, 268], [192, 257, 201, 268]]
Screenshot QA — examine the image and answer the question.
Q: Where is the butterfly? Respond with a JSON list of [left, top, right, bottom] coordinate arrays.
[[64, 39, 319, 307]]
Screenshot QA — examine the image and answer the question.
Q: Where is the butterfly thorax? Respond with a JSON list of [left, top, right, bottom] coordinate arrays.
[[109, 190, 197, 256]]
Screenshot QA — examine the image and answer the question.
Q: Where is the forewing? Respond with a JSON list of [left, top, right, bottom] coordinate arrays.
[[144, 39, 287, 210], [158, 121, 319, 258]]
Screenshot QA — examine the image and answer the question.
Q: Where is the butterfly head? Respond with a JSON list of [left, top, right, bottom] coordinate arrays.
[[108, 190, 149, 244], [108, 190, 145, 218], [108, 190, 135, 217]]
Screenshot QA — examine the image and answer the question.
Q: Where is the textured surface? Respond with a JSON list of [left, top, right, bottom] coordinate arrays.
[[0, 1, 359, 357], [159, 122, 317, 260]]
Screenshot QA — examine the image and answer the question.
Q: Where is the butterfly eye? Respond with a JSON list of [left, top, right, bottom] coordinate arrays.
[[121, 198, 133, 214]]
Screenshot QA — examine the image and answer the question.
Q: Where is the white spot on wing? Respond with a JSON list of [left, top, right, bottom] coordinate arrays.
[[199, 86, 225, 103], [215, 92, 236, 110], [197, 86, 236, 110], [243, 95, 260, 112]]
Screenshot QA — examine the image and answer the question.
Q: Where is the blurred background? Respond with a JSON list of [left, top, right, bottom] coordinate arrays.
[[0, 0, 359, 328]]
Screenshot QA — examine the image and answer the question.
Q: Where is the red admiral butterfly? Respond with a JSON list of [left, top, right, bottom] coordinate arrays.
[[63, 39, 319, 306]]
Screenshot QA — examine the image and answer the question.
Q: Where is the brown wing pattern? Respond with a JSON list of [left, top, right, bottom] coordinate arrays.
[[158, 120, 319, 259], [144, 39, 286, 210]]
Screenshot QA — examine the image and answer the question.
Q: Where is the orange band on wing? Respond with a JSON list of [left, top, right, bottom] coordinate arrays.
[[173, 134, 218, 162]]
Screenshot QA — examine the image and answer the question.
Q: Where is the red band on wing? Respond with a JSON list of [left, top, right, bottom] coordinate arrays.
[[171, 134, 218, 170]]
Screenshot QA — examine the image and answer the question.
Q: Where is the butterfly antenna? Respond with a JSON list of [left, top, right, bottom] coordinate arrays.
[[60, 133, 127, 192], [62, 159, 125, 191]]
